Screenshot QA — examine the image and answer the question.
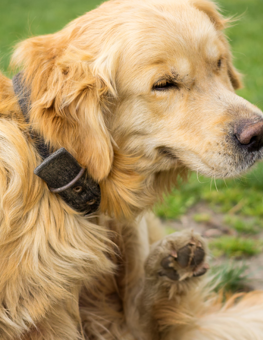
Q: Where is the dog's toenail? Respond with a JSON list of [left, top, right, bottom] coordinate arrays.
[[197, 241, 202, 248], [171, 250, 178, 258]]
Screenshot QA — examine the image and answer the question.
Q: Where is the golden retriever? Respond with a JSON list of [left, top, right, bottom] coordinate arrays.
[[0, 0, 263, 339]]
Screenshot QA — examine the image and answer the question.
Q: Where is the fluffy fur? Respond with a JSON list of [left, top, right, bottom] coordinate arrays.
[[0, 0, 262, 339]]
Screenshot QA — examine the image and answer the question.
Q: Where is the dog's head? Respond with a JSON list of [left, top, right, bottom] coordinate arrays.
[[12, 0, 263, 217]]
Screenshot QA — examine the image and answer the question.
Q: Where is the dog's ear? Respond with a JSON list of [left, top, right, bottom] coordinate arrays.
[[191, 0, 228, 30], [191, 0, 243, 90], [12, 34, 116, 182]]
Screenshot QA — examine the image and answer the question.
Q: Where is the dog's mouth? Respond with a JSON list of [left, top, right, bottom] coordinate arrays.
[[153, 116, 263, 179], [157, 130, 263, 180], [156, 143, 263, 179], [157, 147, 178, 160], [185, 149, 262, 180]]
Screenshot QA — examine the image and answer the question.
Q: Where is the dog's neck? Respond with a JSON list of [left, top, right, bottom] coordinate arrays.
[[100, 154, 187, 220]]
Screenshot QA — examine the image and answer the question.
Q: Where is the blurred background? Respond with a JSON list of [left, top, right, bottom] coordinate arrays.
[[0, 0, 262, 293]]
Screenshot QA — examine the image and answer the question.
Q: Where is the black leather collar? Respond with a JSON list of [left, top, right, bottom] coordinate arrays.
[[12, 72, 101, 215]]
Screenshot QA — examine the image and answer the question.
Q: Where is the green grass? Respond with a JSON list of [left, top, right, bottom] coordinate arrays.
[[0, 0, 104, 75], [155, 167, 263, 220], [224, 215, 262, 234], [210, 262, 250, 293], [154, 179, 199, 219], [209, 236, 262, 257], [221, 0, 263, 110]]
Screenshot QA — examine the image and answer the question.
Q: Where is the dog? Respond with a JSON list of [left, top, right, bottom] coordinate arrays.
[[0, 0, 263, 339]]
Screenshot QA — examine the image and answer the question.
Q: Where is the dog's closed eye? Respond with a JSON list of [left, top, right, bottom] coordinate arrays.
[[153, 79, 179, 91]]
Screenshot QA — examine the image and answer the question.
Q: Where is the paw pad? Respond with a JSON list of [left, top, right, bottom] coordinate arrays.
[[177, 242, 205, 268], [159, 256, 180, 280], [159, 237, 208, 281]]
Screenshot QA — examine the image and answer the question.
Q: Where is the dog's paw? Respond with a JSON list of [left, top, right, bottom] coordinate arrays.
[[146, 230, 209, 284]]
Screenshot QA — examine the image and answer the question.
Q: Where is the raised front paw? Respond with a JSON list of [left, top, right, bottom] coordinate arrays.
[[145, 230, 209, 284]]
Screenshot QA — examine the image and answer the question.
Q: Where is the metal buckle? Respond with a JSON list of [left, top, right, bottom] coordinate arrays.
[[49, 168, 85, 193]]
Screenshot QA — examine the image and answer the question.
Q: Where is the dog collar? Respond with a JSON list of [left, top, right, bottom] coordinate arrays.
[[12, 72, 101, 215]]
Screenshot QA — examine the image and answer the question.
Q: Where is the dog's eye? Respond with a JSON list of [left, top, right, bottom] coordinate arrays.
[[153, 81, 178, 91], [217, 58, 222, 69]]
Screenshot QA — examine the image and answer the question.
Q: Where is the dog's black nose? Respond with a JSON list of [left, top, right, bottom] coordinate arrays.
[[235, 120, 263, 152]]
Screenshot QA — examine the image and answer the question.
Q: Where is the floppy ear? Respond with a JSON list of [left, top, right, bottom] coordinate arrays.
[[11, 34, 115, 182], [191, 0, 243, 90]]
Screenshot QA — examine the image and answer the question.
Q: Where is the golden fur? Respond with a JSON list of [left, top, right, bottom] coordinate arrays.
[[0, 0, 263, 339]]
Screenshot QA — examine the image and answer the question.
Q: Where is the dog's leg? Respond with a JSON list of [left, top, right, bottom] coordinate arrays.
[[134, 229, 263, 340], [118, 215, 152, 340], [79, 214, 160, 340], [131, 229, 208, 340]]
